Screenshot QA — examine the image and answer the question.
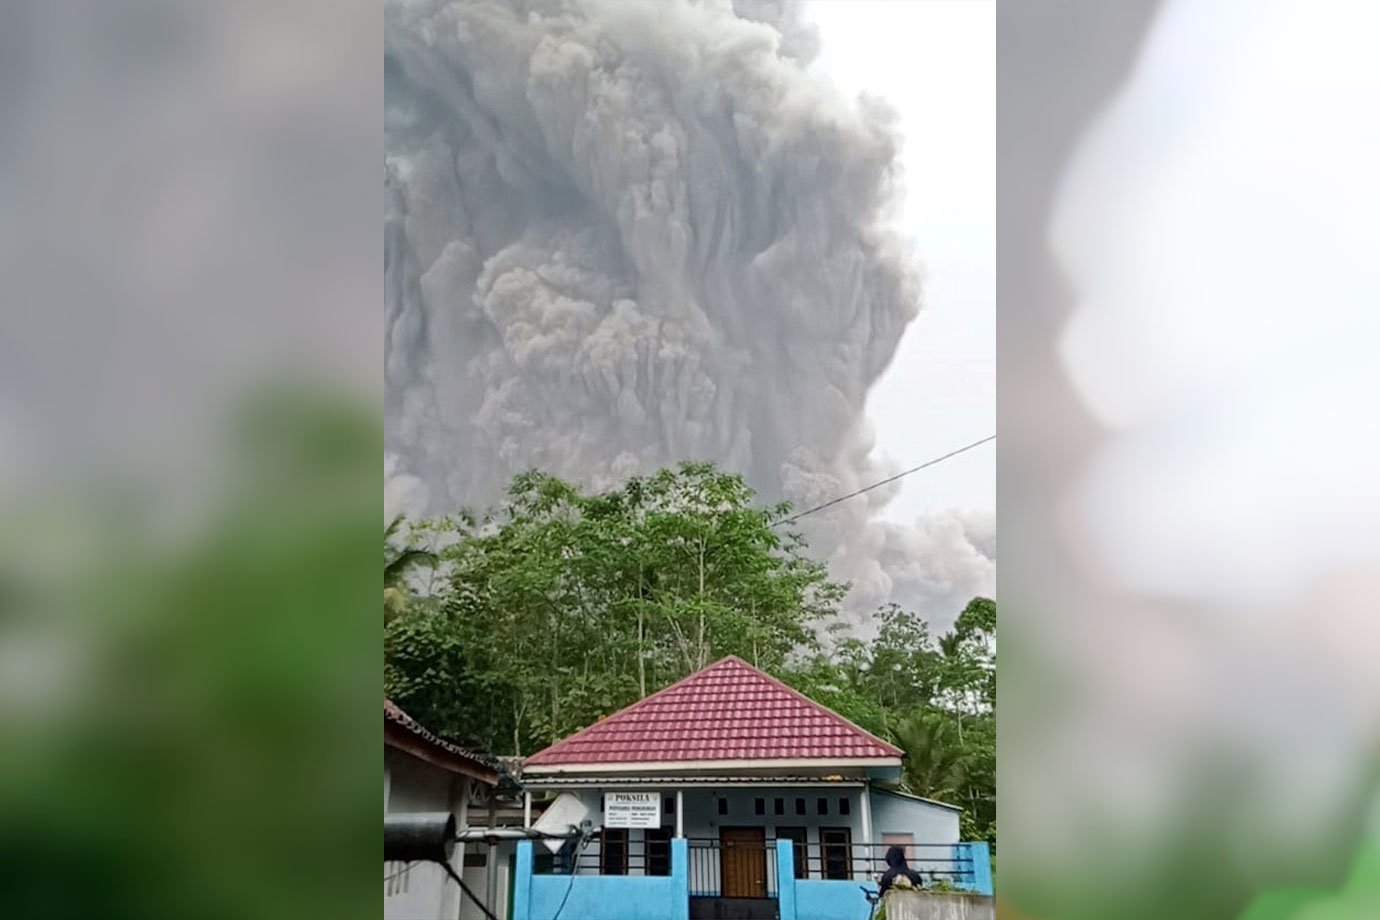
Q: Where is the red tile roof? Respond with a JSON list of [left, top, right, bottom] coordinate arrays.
[[523, 656, 902, 769]]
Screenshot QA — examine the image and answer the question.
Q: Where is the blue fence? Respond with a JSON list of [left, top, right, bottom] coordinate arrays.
[[513, 839, 689, 920], [951, 841, 993, 896], [512, 836, 991, 920]]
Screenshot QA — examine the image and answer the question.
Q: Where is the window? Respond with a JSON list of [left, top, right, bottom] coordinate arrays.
[[795, 798, 806, 816], [646, 828, 672, 877], [774, 798, 784, 815], [600, 828, 628, 875], [664, 796, 675, 815], [717, 797, 728, 816], [820, 827, 853, 880], [776, 827, 808, 879], [754, 797, 765, 816], [817, 797, 829, 815], [838, 797, 851, 816]]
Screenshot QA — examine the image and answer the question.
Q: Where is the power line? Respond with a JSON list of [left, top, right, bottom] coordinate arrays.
[[550, 831, 595, 920], [440, 861, 501, 920], [383, 858, 500, 920], [773, 434, 995, 527]]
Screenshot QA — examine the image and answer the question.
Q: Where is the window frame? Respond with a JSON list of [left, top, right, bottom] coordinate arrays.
[[820, 826, 853, 881], [600, 828, 629, 876], [645, 827, 672, 877]]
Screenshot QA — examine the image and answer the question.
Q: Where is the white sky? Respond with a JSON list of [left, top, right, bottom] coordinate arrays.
[[805, 0, 995, 523]]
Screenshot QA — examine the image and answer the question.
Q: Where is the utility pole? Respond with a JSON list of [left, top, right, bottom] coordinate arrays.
[[485, 785, 499, 915]]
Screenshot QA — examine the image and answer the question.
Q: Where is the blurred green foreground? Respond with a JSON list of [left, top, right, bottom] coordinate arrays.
[[0, 388, 380, 920]]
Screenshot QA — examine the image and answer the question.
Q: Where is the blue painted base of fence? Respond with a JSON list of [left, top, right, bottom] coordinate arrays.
[[952, 842, 993, 897], [514, 839, 690, 920]]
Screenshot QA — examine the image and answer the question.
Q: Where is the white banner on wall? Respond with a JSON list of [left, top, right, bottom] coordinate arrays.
[[602, 792, 661, 829]]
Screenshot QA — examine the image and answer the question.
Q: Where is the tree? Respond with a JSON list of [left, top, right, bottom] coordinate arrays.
[[796, 597, 996, 850], [383, 514, 437, 623], [894, 709, 970, 803], [384, 463, 838, 756]]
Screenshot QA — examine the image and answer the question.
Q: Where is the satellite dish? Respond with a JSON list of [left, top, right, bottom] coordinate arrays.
[[532, 792, 591, 854]]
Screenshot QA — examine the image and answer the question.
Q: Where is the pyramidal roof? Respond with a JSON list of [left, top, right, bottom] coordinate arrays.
[[523, 656, 902, 771]]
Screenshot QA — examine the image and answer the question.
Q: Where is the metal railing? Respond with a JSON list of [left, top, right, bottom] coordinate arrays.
[[792, 842, 971, 887], [532, 834, 674, 877], [529, 835, 972, 891]]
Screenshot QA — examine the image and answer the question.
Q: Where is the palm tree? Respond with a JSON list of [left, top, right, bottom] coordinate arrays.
[[384, 515, 436, 622], [894, 709, 969, 803]]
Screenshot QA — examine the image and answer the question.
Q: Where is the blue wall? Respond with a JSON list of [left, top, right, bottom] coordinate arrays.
[[776, 839, 876, 920], [793, 880, 876, 920], [952, 842, 993, 896], [513, 839, 689, 920]]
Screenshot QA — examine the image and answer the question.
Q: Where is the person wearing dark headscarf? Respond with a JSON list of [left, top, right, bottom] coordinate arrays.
[[878, 845, 925, 896]]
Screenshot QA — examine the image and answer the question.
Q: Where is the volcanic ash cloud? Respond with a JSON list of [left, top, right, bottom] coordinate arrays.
[[384, 0, 992, 629]]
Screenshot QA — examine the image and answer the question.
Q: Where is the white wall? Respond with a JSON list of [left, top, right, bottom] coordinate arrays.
[[457, 842, 512, 920], [867, 789, 961, 880], [385, 748, 480, 920], [543, 786, 871, 888]]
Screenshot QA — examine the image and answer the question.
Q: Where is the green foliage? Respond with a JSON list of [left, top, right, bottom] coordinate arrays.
[[789, 596, 997, 851], [0, 387, 381, 920], [386, 463, 834, 755], [383, 514, 437, 622]]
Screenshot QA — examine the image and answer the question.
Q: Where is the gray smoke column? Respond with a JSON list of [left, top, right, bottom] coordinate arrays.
[[384, 0, 993, 629]]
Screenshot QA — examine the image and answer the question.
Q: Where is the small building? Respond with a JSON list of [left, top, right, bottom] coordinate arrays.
[[385, 699, 501, 920], [511, 656, 992, 920]]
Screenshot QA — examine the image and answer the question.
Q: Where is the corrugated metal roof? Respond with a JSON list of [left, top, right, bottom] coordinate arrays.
[[870, 785, 964, 812], [523, 656, 902, 768], [385, 699, 500, 782]]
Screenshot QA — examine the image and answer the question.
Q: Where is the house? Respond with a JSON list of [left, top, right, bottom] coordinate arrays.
[[385, 699, 502, 920], [510, 656, 992, 920]]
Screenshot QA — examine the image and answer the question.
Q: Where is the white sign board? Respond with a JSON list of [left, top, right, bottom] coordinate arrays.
[[602, 792, 661, 829]]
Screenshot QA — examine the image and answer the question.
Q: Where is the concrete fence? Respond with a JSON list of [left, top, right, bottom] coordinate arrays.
[[881, 890, 995, 920]]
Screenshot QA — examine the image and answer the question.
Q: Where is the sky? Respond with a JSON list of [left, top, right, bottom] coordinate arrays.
[[804, 0, 995, 524]]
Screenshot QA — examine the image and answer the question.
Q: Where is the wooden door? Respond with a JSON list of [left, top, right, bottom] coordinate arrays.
[[719, 827, 766, 898]]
